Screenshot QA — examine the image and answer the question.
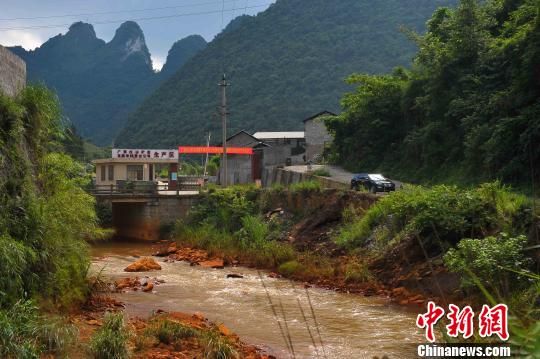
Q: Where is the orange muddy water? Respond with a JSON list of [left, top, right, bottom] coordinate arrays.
[[92, 240, 423, 358]]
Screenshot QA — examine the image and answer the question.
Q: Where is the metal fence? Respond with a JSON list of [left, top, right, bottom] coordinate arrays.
[[90, 177, 205, 196]]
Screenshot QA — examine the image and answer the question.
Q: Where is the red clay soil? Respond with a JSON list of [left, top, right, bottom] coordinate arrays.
[[70, 294, 269, 359], [159, 242, 451, 309]]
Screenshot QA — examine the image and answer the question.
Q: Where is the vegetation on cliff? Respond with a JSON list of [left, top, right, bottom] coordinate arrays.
[[0, 85, 101, 356], [326, 0, 540, 188]]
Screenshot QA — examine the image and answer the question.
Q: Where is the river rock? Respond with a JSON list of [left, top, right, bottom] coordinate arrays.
[[226, 274, 244, 279], [115, 277, 139, 290], [199, 259, 224, 269], [142, 282, 154, 292], [124, 257, 162, 272], [153, 242, 178, 257]]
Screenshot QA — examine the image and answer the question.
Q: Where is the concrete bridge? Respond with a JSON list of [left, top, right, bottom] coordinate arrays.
[[92, 184, 200, 240]]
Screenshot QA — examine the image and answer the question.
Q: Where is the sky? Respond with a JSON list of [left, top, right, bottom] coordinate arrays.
[[0, 0, 275, 70]]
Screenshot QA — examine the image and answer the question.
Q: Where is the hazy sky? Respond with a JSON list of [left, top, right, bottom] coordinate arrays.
[[0, 0, 275, 70]]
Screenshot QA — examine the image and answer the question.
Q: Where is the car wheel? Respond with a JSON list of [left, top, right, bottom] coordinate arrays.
[[369, 186, 377, 194]]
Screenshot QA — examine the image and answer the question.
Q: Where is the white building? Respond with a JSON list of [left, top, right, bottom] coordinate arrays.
[[93, 149, 179, 188]]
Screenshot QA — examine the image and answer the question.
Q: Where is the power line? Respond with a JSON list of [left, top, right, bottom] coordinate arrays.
[[221, 0, 226, 31], [0, 0, 240, 22], [0, 4, 270, 32]]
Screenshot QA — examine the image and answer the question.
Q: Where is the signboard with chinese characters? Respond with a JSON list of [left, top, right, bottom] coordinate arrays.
[[112, 149, 178, 160]]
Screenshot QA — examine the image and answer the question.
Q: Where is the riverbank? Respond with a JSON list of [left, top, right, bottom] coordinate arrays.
[[69, 293, 266, 358], [169, 184, 463, 307], [154, 241, 436, 307], [165, 182, 539, 356], [84, 182, 538, 357], [172, 183, 538, 308], [90, 240, 423, 358]]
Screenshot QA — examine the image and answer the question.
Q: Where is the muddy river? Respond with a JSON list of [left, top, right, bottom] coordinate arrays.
[[92, 240, 423, 358]]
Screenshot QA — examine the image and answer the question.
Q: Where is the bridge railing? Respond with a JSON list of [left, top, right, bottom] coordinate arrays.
[[90, 177, 206, 196]]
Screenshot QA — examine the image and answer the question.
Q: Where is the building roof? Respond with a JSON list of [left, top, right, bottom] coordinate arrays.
[[218, 130, 269, 147], [303, 110, 337, 123], [225, 130, 259, 143], [253, 131, 305, 140]]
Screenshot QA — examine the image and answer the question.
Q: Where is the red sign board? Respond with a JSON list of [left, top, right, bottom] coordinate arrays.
[[179, 146, 253, 155]]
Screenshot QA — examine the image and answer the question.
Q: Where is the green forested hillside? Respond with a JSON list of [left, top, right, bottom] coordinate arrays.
[[8, 22, 206, 145], [160, 35, 207, 79], [326, 0, 540, 188], [117, 0, 457, 147]]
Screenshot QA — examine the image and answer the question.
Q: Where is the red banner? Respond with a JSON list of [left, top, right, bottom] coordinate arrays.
[[178, 146, 253, 155]]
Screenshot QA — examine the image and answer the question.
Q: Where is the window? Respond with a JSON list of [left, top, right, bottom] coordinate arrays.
[[108, 165, 114, 181], [100, 165, 106, 181], [127, 165, 143, 181]]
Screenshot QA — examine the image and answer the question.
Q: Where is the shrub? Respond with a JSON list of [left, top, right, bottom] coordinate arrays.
[[443, 233, 531, 296], [335, 183, 530, 251], [0, 87, 101, 309], [237, 215, 269, 247], [89, 312, 130, 359], [189, 186, 258, 232]]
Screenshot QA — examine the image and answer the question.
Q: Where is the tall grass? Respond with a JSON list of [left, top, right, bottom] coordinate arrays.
[[89, 312, 130, 359], [174, 218, 295, 269], [201, 331, 239, 359], [311, 168, 332, 177], [142, 316, 239, 358], [0, 87, 102, 310], [289, 180, 322, 193], [0, 300, 76, 358], [145, 317, 198, 345]]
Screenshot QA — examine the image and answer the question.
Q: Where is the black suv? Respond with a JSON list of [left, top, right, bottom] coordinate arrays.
[[351, 173, 396, 193]]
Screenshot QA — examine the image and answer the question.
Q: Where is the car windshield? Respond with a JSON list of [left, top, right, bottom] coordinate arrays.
[[368, 174, 386, 181]]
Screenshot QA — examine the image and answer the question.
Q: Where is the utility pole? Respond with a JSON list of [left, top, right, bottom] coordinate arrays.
[[203, 132, 211, 177], [219, 74, 229, 187]]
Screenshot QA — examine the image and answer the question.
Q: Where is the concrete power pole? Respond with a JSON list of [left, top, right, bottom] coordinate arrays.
[[219, 74, 229, 187]]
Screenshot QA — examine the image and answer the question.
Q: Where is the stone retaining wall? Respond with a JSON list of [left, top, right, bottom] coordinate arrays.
[[0, 45, 26, 97], [262, 167, 348, 190]]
